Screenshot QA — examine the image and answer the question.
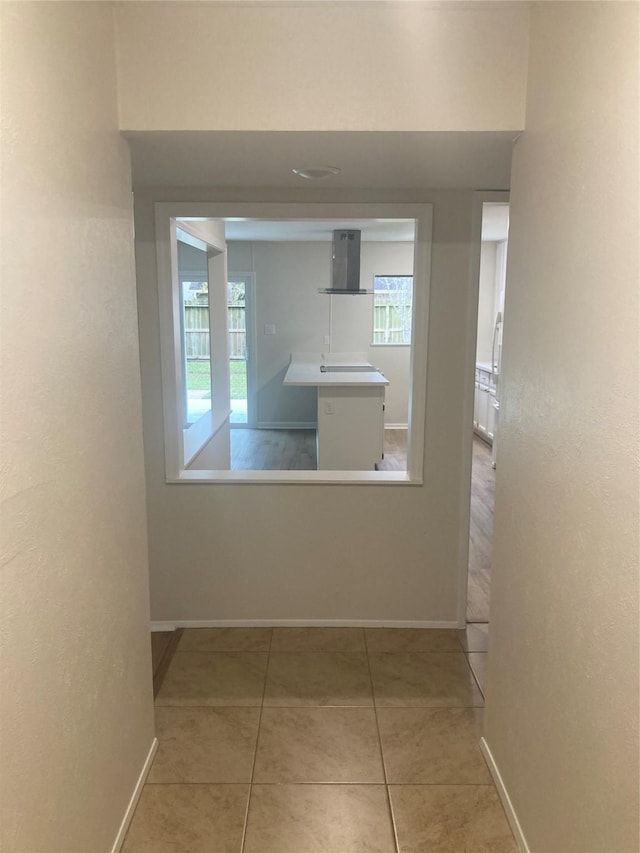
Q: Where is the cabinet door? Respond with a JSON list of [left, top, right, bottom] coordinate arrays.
[[317, 386, 385, 470], [486, 395, 496, 439], [473, 383, 480, 426], [477, 386, 489, 432]]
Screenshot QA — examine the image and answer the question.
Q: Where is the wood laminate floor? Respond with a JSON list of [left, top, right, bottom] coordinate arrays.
[[231, 429, 317, 470], [466, 437, 495, 623], [230, 428, 408, 472], [377, 429, 408, 471]]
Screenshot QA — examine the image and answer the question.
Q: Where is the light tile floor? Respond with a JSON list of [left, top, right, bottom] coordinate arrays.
[[124, 626, 511, 853]]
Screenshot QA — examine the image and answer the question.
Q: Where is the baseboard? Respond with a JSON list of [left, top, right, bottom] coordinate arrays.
[[151, 619, 460, 630], [111, 737, 158, 853], [473, 425, 494, 447], [384, 424, 408, 430], [479, 737, 530, 853], [150, 622, 177, 632]]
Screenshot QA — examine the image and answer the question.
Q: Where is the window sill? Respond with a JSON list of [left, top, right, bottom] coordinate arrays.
[[169, 470, 422, 485]]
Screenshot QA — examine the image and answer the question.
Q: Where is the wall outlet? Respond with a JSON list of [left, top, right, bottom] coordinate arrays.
[[322, 334, 331, 345], [264, 323, 276, 335], [324, 401, 335, 415]]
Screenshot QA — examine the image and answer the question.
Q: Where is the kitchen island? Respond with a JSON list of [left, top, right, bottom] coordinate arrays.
[[284, 352, 389, 470]]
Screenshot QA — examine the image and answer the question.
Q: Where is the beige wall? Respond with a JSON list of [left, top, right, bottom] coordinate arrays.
[[484, 3, 639, 851], [0, 4, 154, 851], [134, 188, 474, 623], [115, 2, 529, 132]]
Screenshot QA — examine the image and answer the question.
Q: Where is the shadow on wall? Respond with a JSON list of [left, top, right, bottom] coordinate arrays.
[[257, 366, 317, 426]]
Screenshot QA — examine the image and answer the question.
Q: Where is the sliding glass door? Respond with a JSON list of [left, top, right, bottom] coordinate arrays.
[[227, 273, 255, 427]]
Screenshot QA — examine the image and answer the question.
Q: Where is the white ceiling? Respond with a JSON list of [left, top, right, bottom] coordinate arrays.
[[125, 130, 515, 190]]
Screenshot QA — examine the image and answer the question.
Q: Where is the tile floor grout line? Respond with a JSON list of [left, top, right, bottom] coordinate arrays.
[[364, 630, 402, 853], [239, 626, 273, 853], [142, 780, 500, 787], [155, 701, 486, 710]]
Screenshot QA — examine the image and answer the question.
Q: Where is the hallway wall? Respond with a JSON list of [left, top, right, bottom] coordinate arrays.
[[134, 188, 474, 624], [115, 2, 529, 133], [484, 3, 640, 851], [0, 4, 154, 851]]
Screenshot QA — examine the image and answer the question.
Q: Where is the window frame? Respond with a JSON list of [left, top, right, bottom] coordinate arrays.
[[155, 202, 432, 485]]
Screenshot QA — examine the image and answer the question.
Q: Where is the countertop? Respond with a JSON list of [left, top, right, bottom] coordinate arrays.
[[283, 351, 389, 387]]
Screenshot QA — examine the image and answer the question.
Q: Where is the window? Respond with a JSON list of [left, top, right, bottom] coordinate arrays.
[[155, 202, 431, 483], [372, 275, 413, 345]]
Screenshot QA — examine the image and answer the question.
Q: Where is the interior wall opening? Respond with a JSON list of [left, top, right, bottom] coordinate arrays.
[[156, 203, 431, 484], [464, 200, 510, 685]]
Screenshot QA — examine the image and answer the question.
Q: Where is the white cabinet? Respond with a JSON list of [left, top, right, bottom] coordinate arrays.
[[317, 385, 385, 470], [486, 394, 496, 438], [283, 353, 389, 471], [473, 365, 496, 443]]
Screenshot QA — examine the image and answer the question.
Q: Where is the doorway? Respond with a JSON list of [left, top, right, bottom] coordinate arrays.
[[227, 273, 255, 428], [466, 200, 509, 625]]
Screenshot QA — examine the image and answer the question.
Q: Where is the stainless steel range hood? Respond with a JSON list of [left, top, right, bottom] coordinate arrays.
[[319, 229, 373, 294]]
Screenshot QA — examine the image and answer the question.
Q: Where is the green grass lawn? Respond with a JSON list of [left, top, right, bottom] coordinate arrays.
[[229, 360, 247, 400], [187, 359, 247, 400]]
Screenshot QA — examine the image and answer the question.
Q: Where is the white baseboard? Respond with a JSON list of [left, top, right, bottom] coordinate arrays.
[[151, 618, 460, 630], [384, 424, 408, 430], [111, 737, 158, 853], [479, 737, 530, 853]]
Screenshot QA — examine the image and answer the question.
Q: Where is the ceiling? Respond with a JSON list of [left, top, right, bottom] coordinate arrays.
[[125, 130, 516, 190]]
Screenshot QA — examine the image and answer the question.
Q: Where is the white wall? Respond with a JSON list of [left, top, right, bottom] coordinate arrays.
[[484, 3, 639, 852], [331, 242, 414, 427], [134, 187, 474, 623], [0, 4, 154, 851], [228, 240, 413, 428], [115, 2, 529, 132], [237, 241, 330, 426]]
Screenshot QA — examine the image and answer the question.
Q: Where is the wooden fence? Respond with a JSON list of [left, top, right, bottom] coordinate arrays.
[[184, 304, 246, 359], [373, 301, 412, 344]]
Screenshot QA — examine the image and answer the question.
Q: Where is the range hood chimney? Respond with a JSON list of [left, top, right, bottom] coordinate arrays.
[[320, 229, 372, 294]]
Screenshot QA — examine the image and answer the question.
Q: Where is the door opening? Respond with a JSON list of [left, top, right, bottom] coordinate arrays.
[[467, 201, 508, 624], [227, 273, 254, 427], [462, 198, 509, 693], [461, 200, 509, 701]]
